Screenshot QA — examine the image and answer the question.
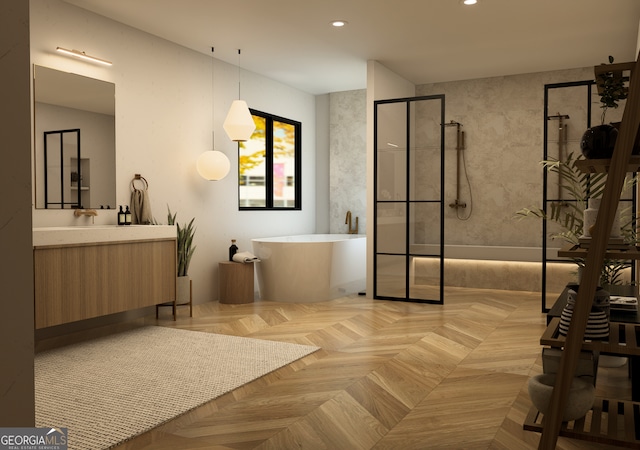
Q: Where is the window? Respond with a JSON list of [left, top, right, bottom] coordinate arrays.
[[239, 109, 301, 209]]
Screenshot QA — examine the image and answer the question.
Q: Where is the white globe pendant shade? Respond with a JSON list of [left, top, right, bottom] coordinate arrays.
[[223, 100, 256, 142], [196, 150, 231, 181]]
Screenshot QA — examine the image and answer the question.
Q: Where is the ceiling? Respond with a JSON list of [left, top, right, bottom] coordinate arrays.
[[64, 0, 640, 95]]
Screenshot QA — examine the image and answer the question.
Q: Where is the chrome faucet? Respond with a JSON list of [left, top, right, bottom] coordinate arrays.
[[345, 210, 359, 234], [74, 208, 98, 224]]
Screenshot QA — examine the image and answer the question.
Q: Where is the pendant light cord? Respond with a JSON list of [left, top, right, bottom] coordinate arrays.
[[237, 49, 242, 99], [211, 47, 215, 150]]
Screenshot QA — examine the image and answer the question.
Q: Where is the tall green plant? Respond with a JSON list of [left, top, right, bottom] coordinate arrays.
[[516, 152, 636, 285], [517, 152, 607, 246], [167, 206, 196, 277]]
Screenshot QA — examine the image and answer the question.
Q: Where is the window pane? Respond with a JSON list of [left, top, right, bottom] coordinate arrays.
[[273, 120, 296, 208], [239, 116, 266, 207], [239, 110, 301, 210]]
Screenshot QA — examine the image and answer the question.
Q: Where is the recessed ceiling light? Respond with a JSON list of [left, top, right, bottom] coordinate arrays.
[[462, 0, 478, 5], [331, 20, 348, 27]]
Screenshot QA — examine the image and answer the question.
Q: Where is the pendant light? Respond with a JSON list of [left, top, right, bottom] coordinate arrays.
[[197, 47, 231, 181], [223, 49, 256, 142]]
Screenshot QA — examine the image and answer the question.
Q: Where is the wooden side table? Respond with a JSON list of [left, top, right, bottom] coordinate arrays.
[[219, 261, 254, 304]]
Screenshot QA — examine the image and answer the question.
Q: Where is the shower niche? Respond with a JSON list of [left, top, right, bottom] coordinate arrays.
[[374, 95, 445, 303]]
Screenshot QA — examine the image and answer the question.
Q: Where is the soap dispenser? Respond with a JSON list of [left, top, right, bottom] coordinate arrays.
[[124, 206, 132, 225], [229, 239, 238, 261], [118, 206, 125, 226]]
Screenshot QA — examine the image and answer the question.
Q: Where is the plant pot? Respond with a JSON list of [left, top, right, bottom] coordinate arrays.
[[580, 124, 618, 159], [610, 121, 640, 155], [558, 284, 609, 340], [582, 198, 621, 239], [528, 373, 595, 422], [599, 355, 627, 368], [177, 275, 191, 304]]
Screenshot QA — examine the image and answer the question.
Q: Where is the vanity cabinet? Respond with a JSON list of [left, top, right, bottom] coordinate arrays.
[[34, 237, 176, 329]]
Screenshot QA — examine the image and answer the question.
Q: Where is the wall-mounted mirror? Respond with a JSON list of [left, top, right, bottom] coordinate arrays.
[[33, 65, 116, 209]]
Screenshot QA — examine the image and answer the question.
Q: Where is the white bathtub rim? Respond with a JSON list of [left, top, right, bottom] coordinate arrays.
[[252, 234, 365, 243]]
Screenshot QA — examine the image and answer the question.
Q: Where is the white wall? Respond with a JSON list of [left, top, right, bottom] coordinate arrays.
[[30, 0, 319, 304], [365, 61, 415, 298]]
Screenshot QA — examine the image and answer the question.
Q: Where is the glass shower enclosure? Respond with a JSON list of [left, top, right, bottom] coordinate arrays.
[[374, 95, 445, 303]]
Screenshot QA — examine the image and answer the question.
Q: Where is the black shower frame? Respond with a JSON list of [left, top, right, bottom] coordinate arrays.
[[541, 80, 637, 312], [43, 128, 81, 209], [373, 94, 445, 304]]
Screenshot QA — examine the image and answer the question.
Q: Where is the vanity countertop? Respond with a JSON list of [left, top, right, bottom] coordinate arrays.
[[33, 225, 176, 247]]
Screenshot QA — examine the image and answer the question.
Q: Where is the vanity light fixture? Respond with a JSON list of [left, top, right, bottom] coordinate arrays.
[[197, 47, 231, 181], [56, 47, 112, 66], [223, 49, 256, 142], [331, 20, 348, 27], [461, 0, 478, 5]]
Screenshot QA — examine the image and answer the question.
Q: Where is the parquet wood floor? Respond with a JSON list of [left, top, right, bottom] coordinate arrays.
[[51, 287, 631, 449]]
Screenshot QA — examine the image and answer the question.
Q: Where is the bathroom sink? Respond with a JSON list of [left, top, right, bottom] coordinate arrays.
[[33, 225, 176, 246]]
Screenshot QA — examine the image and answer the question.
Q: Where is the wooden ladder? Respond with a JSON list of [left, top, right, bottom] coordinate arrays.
[[539, 53, 640, 449]]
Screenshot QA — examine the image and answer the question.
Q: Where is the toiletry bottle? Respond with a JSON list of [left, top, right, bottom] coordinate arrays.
[[125, 206, 132, 225], [229, 239, 238, 261], [118, 206, 125, 225]]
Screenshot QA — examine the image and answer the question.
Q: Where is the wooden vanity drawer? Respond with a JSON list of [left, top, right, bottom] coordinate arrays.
[[34, 238, 176, 328]]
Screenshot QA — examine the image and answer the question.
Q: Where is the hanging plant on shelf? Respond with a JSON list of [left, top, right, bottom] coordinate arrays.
[[597, 55, 628, 126], [580, 55, 629, 159]]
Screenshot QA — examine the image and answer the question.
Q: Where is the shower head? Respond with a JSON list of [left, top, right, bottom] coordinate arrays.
[[442, 120, 463, 127]]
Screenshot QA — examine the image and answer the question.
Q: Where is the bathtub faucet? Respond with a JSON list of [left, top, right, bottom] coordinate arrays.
[[345, 210, 359, 234]]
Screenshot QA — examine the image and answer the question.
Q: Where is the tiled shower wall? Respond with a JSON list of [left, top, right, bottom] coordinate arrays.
[[328, 66, 614, 250], [329, 89, 367, 235]]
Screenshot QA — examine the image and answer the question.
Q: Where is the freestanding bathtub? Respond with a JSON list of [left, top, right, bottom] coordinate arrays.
[[251, 234, 366, 302]]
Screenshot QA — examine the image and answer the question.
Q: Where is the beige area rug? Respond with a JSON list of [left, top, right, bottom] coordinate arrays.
[[35, 326, 319, 450]]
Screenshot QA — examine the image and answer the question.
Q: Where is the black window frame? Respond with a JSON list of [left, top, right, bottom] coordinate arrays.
[[238, 109, 302, 210]]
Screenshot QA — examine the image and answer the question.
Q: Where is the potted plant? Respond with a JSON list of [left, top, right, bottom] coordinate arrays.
[[580, 56, 628, 159], [516, 151, 636, 286], [167, 206, 196, 303]]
